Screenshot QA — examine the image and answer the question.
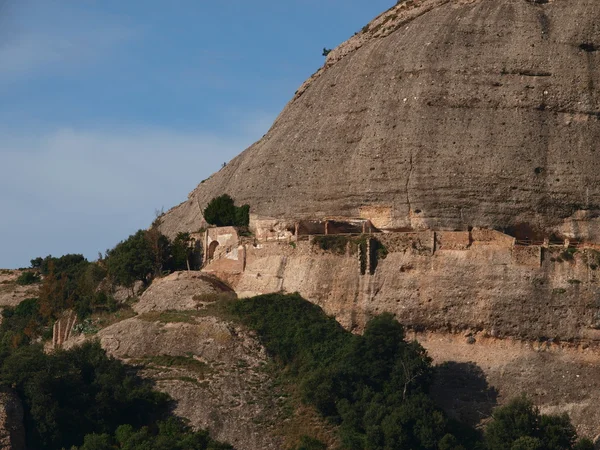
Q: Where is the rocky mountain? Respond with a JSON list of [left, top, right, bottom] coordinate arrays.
[[159, 0, 600, 241], [4, 1, 600, 448], [150, 0, 600, 442]]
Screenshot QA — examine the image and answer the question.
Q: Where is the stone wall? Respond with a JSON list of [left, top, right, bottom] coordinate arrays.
[[376, 231, 434, 255], [204, 229, 600, 340], [435, 231, 471, 251], [249, 215, 294, 242], [512, 245, 542, 267], [205, 227, 240, 264]]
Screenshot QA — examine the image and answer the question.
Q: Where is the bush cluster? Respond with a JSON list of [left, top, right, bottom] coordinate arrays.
[[15, 271, 40, 285], [203, 194, 249, 227], [105, 230, 201, 290]]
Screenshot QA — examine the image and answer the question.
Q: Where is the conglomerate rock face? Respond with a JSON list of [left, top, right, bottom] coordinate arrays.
[[160, 0, 600, 240]]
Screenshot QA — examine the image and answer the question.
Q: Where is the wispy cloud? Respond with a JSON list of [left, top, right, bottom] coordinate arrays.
[[1, 125, 255, 210], [0, 118, 272, 268]]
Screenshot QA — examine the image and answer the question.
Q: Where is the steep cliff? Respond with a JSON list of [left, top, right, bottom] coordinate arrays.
[[160, 0, 600, 241], [202, 236, 600, 437]]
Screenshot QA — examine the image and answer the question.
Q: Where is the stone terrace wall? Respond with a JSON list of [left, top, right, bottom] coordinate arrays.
[[204, 229, 600, 340]]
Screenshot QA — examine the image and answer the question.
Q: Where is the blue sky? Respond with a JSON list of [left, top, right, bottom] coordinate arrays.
[[0, 0, 393, 268]]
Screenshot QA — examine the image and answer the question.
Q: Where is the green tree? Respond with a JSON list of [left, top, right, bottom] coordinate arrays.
[[145, 226, 172, 277], [485, 396, 581, 450], [511, 436, 544, 450], [203, 194, 249, 227], [105, 230, 156, 290], [78, 433, 113, 450], [234, 204, 250, 228], [573, 439, 595, 450], [76, 417, 234, 450], [438, 433, 466, 450], [15, 271, 40, 285], [0, 341, 170, 450], [171, 232, 198, 271]]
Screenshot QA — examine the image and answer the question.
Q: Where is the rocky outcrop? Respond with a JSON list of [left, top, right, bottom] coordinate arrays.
[[133, 271, 233, 314], [62, 294, 332, 450], [0, 388, 25, 450], [146, 0, 600, 441], [89, 316, 284, 450], [160, 0, 600, 241]]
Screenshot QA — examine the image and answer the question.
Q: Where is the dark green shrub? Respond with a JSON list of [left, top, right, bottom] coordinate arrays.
[[561, 248, 577, 261], [31, 254, 87, 277], [0, 298, 46, 351], [76, 417, 233, 450], [295, 435, 327, 450], [313, 235, 352, 255], [235, 204, 250, 228], [573, 438, 595, 450], [203, 194, 249, 227], [485, 396, 582, 450], [0, 341, 170, 450], [105, 230, 161, 288], [16, 271, 40, 285]]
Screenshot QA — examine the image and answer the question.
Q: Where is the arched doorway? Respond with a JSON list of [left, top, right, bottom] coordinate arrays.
[[207, 240, 219, 261]]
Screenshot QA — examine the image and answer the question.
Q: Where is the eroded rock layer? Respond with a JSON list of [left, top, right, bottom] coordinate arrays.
[[160, 0, 600, 240]]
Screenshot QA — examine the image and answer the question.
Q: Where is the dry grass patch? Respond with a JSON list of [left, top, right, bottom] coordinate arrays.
[[138, 310, 203, 324], [91, 306, 136, 329], [135, 354, 210, 374]]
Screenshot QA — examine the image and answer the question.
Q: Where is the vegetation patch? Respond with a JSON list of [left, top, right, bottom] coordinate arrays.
[[136, 354, 210, 375], [138, 310, 203, 324], [15, 271, 40, 285], [193, 291, 237, 304], [585, 249, 600, 270], [90, 306, 137, 330], [312, 235, 358, 255], [203, 194, 250, 227], [73, 318, 100, 335], [105, 228, 201, 291], [561, 248, 578, 261]]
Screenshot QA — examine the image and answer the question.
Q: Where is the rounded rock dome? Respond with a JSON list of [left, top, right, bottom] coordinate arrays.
[[161, 0, 600, 242]]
